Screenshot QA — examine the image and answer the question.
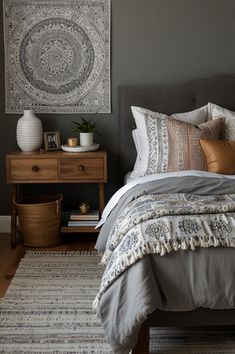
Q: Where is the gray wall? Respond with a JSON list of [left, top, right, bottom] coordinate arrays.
[[1, 0, 235, 214]]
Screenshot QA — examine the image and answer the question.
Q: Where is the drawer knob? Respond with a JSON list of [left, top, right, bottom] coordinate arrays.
[[78, 165, 84, 171], [32, 165, 40, 172]]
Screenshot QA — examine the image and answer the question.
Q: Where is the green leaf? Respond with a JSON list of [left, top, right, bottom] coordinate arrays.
[[71, 117, 98, 133]]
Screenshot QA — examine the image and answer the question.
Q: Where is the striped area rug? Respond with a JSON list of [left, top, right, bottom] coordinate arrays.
[[0, 251, 235, 353]]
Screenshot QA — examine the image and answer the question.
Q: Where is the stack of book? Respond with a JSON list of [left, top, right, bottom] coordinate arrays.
[[68, 209, 99, 227]]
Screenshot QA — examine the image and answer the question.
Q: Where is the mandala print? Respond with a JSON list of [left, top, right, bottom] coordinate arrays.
[[119, 232, 139, 254], [4, 0, 110, 113], [209, 218, 232, 237], [145, 221, 169, 239], [178, 219, 201, 235]]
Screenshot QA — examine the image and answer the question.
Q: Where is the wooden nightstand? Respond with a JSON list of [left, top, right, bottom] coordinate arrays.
[[6, 150, 107, 248]]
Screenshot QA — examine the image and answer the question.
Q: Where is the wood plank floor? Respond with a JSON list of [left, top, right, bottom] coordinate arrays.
[[0, 233, 96, 298]]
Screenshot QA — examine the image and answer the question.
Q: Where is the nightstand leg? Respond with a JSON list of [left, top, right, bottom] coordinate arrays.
[[99, 183, 105, 214], [10, 184, 18, 249]]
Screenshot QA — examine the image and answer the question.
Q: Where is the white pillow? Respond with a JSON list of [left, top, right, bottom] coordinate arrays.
[[132, 128, 140, 152], [130, 105, 222, 178], [132, 105, 208, 127], [131, 105, 209, 177], [132, 129, 141, 172], [209, 102, 235, 140]]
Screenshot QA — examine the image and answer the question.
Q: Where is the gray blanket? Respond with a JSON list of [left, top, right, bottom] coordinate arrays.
[[95, 176, 235, 354]]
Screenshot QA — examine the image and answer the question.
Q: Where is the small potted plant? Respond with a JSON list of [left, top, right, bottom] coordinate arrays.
[[71, 117, 97, 147]]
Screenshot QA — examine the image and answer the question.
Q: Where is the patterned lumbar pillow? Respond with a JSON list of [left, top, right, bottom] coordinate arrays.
[[130, 106, 223, 177], [200, 139, 235, 175], [209, 102, 235, 140]]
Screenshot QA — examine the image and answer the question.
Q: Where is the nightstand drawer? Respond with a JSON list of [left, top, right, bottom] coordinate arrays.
[[10, 159, 58, 180], [60, 158, 104, 180]]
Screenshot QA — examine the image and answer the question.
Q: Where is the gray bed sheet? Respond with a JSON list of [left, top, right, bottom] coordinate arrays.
[[95, 176, 235, 354]]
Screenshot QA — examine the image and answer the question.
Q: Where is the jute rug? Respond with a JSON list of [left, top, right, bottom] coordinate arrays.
[[0, 251, 235, 353]]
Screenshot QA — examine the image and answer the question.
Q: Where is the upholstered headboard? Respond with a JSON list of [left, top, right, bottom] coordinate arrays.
[[119, 75, 235, 178]]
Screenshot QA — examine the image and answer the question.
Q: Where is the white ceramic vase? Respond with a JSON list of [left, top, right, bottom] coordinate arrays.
[[80, 132, 93, 147], [16, 110, 43, 152]]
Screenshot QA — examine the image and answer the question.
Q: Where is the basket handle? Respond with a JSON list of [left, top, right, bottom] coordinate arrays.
[[56, 193, 63, 214], [13, 196, 21, 207]]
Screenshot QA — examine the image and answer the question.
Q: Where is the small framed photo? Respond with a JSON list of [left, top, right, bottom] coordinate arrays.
[[44, 131, 61, 151]]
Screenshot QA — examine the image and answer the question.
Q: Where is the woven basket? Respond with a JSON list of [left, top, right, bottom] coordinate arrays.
[[14, 194, 63, 247]]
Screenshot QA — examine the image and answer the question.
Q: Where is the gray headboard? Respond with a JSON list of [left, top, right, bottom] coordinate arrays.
[[119, 75, 235, 179]]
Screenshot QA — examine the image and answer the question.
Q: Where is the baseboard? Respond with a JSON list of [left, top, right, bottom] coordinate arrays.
[[0, 215, 11, 233]]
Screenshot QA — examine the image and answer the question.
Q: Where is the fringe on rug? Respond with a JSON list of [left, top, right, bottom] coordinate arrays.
[[26, 250, 104, 256]]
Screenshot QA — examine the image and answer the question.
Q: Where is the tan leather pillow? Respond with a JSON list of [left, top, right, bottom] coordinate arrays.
[[200, 139, 235, 174]]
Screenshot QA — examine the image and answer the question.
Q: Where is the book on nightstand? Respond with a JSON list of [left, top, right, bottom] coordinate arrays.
[[70, 209, 100, 221], [68, 220, 99, 227]]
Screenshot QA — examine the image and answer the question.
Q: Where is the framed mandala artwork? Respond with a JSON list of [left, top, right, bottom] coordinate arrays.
[[3, 0, 111, 113]]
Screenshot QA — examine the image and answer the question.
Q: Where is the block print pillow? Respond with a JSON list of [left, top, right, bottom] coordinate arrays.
[[130, 106, 223, 177]]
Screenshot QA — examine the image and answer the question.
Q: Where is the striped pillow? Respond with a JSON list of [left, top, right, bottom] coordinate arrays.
[[130, 106, 223, 177]]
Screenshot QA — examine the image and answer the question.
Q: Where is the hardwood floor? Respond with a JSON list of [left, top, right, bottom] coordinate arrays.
[[0, 233, 96, 298]]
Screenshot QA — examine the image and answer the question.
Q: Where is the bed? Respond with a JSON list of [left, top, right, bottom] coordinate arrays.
[[94, 75, 235, 354]]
